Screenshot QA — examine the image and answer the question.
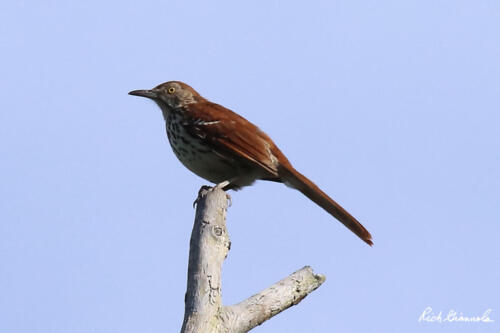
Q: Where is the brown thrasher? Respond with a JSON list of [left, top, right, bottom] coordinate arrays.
[[129, 81, 372, 245]]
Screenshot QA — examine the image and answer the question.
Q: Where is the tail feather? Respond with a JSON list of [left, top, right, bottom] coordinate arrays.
[[279, 165, 373, 246]]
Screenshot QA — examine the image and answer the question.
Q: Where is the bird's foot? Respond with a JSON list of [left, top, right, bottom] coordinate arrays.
[[212, 181, 232, 207], [193, 185, 212, 208], [192, 183, 232, 208]]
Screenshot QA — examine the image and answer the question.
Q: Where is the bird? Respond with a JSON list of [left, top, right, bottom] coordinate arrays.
[[129, 81, 373, 245]]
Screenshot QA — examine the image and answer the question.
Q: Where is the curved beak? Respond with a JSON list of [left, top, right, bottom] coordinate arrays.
[[128, 89, 158, 99]]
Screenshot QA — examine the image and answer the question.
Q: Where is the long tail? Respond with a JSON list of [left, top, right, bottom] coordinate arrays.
[[279, 165, 373, 246]]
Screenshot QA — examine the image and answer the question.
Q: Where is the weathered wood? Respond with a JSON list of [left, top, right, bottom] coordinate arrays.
[[180, 187, 325, 333]]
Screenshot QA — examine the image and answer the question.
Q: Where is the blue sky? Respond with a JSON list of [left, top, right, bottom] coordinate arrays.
[[1, 1, 499, 332]]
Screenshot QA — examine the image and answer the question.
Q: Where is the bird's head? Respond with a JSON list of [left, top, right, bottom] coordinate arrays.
[[129, 81, 202, 110]]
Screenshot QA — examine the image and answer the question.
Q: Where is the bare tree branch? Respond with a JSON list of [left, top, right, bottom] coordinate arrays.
[[180, 187, 325, 333]]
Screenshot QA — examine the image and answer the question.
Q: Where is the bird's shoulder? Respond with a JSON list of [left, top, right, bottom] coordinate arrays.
[[182, 100, 292, 172]]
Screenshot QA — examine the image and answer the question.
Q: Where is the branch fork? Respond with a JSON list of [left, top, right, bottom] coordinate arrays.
[[181, 187, 325, 333]]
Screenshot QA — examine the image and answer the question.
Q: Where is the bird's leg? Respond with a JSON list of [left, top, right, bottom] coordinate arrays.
[[213, 180, 233, 207], [213, 180, 231, 190]]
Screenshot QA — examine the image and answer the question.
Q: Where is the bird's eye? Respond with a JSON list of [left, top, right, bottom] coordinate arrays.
[[168, 87, 176, 94]]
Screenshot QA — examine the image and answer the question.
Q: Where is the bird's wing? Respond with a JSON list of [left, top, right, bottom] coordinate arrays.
[[183, 101, 287, 177], [184, 101, 373, 245]]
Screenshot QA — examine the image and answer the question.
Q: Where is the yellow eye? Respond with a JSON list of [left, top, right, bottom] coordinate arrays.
[[168, 87, 176, 94]]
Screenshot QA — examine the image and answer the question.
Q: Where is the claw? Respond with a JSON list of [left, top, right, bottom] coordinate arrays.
[[193, 185, 212, 208]]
